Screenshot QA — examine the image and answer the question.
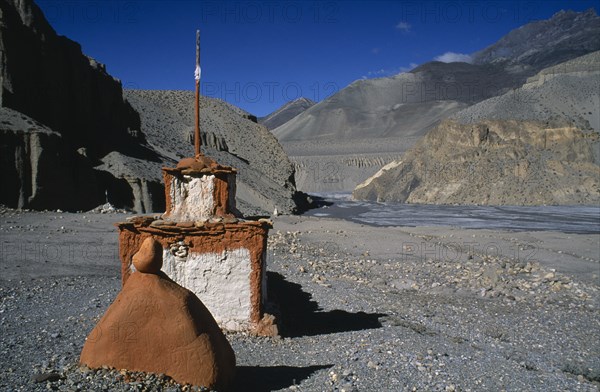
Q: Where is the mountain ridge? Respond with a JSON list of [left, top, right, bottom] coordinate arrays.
[[353, 51, 600, 205], [272, 8, 600, 193], [259, 97, 315, 130], [472, 8, 599, 68]]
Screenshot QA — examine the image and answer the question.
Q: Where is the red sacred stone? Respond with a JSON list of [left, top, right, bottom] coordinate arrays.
[[132, 237, 163, 273], [80, 239, 236, 390]]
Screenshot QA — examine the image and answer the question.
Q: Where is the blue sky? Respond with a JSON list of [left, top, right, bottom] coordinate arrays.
[[36, 0, 599, 117]]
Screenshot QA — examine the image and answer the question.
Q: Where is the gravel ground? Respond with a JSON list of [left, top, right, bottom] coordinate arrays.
[[0, 208, 598, 391]]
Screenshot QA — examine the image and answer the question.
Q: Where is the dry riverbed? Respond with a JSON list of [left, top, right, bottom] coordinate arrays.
[[0, 208, 598, 391]]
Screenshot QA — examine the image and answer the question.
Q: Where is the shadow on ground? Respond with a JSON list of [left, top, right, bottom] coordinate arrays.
[[233, 364, 332, 391], [267, 272, 386, 337]]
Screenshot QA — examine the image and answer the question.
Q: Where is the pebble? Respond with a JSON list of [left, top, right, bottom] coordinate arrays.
[[32, 372, 62, 383], [150, 220, 167, 227]]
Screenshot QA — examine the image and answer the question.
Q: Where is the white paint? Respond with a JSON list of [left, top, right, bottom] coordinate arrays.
[[161, 247, 252, 331], [167, 174, 215, 221]]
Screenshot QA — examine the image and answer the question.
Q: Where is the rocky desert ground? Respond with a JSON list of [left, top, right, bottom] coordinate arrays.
[[0, 207, 598, 391]]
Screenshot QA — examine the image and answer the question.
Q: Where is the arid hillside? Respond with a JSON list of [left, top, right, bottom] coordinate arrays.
[[354, 52, 600, 205]]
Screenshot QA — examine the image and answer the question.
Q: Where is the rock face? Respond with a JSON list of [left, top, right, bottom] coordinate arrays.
[[272, 9, 600, 193], [354, 119, 599, 205], [0, 0, 141, 156], [80, 238, 236, 390], [0, 0, 160, 211], [271, 62, 510, 191], [353, 52, 600, 205], [259, 97, 315, 130], [0, 107, 101, 209]]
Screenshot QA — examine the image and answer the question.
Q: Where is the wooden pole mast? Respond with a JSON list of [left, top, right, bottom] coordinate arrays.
[[194, 29, 201, 157]]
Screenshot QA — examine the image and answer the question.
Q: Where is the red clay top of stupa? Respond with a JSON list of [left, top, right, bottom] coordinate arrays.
[[163, 155, 237, 175]]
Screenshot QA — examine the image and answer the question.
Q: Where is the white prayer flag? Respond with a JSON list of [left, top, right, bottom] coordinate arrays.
[[195, 65, 201, 81]]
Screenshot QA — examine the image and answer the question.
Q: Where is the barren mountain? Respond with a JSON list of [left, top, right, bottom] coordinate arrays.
[[273, 9, 600, 193], [353, 52, 600, 205], [259, 97, 315, 130], [453, 51, 600, 132], [123, 90, 307, 215], [272, 62, 512, 142], [472, 9, 600, 69], [0, 0, 307, 215]]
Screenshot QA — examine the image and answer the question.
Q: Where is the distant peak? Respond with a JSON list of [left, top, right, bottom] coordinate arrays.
[[471, 8, 600, 67], [551, 7, 597, 19], [291, 97, 316, 105], [552, 9, 571, 17]]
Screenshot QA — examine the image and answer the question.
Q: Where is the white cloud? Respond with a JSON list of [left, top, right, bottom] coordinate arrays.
[[433, 52, 473, 63], [396, 21, 411, 32]]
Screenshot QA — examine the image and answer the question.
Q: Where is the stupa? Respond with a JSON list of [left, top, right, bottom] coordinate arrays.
[[114, 31, 276, 335]]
